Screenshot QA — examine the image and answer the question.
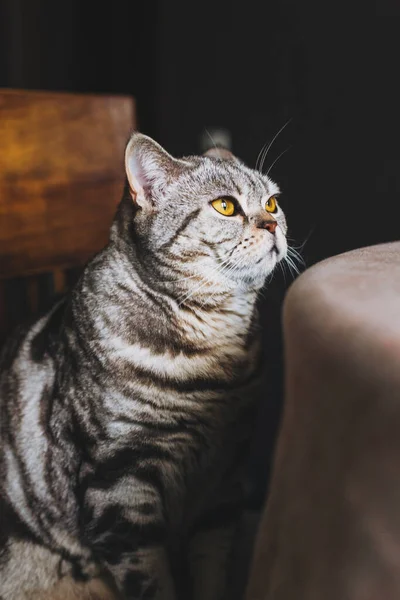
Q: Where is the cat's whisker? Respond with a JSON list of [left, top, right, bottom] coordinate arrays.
[[203, 255, 250, 307], [177, 257, 234, 306], [205, 129, 218, 151], [183, 251, 252, 308], [160, 253, 236, 287], [279, 260, 288, 284], [287, 254, 305, 273], [285, 250, 300, 271], [285, 259, 297, 280], [286, 226, 316, 253], [180, 276, 229, 307], [287, 244, 303, 257], [284, 254, 301, 278], [257, 269, 275, 300], [287, 246, 305, 267], [284, 264, 295, 280], [219, 252, 252, 281], [177, 276, 220, 306], [257, 287, 267, 301], [287, 252, 305, 276], [266, 146, 292, 177], [256, 140, 268, 171], [219, 255, 248, 282], [259, 117, 292, 174], [223, 251, 263, 283]]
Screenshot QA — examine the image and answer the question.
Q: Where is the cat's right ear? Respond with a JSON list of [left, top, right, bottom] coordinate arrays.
[[125, 132, 177, 211], [203, 147, 235, 160]]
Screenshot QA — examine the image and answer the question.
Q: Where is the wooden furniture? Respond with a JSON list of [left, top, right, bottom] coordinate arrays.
[[246, 242, 400, 600], [0, 89, 135, 343]]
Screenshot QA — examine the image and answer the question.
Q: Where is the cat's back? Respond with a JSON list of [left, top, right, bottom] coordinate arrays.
[[0, 296, 65, 376], [0, 299, 66, 451]]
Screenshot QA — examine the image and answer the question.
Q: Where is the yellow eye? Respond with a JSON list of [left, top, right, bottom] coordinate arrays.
[[211, 198, 236, 216], [265, 196, 278, 213]]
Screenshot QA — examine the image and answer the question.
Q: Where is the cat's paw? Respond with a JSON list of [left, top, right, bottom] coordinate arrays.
[[58, 551, 100, 582]]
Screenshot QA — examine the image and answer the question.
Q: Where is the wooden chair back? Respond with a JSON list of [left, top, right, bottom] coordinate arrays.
[[0, 89, 135, 344]]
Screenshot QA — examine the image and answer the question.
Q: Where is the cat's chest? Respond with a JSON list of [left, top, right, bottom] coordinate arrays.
[[105, 336, 255, 390], [164, 394, 256, 535], [101, 294, 258, 382], [160, 380, 261, 511]]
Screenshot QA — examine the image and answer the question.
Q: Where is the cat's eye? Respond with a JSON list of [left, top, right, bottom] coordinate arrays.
[[265, 196, 278, 214], [211, 198, 236, 216]]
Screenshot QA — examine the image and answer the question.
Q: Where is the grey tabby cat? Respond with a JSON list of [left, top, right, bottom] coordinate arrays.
[[0, 134, 287, 600]]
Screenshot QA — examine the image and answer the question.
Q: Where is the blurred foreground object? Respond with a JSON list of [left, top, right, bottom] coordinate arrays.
[[246, 242, 400, 600]]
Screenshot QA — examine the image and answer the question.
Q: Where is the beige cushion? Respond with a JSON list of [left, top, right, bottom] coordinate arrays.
[[246, 242, 400, 600]]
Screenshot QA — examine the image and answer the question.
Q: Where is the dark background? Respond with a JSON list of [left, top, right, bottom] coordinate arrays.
[[1, 0, 399, 504]]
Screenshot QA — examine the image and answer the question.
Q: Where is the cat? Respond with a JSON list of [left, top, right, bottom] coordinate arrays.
[[0, 133, 288, 600]]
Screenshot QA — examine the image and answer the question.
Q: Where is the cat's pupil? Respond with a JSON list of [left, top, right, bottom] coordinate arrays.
[[222, 200, 227, 210]]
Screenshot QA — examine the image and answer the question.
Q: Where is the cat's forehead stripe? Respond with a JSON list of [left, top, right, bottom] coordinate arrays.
[[226, 164, 244, 196], [251, 172, 267, 198], [238, 171, 268, 211]]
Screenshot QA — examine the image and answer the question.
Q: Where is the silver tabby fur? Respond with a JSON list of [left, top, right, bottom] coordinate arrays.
[[0, 134, 287, 600]]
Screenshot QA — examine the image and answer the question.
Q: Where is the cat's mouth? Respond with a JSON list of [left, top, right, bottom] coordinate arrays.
[[211, 236, 287, 288], [229, 247, 283, 286]]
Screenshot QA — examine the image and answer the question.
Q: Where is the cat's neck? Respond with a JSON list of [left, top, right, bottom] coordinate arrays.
[[77, 243, 260, 356], [70, 245, 261, 389], [178, 290, 259, 345]]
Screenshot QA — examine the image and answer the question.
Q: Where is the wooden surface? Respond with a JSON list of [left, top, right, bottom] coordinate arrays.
[[0, 89, 135, 278]]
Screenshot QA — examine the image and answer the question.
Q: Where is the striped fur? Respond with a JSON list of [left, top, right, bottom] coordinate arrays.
[[0, 134, 287, 599]]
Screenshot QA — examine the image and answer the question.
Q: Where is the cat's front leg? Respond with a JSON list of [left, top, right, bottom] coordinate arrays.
[[84, 484, 176, 600], [107, 544, 176, 600]]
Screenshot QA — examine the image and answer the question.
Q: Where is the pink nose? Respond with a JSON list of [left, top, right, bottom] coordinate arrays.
[[262, 220, 278, 234]]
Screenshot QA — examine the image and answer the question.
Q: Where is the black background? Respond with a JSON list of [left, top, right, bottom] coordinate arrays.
[[1, 1, 399, 503]]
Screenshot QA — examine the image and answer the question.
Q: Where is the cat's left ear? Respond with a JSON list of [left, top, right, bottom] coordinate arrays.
[[125, 133, 183, 210]]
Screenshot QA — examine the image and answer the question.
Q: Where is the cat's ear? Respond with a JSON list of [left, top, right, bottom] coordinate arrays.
[[203, 147, 235, 161], [125, 133, 180, 210]]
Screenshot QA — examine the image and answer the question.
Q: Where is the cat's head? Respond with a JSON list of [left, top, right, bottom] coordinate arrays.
[[120, 133, 287, 301]]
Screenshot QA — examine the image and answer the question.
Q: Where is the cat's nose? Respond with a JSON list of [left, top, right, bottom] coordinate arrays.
[[257, 218, 278, 234]]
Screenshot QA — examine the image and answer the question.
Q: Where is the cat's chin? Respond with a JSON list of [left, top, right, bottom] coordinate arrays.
[[229, 258, 278, 290], [233, 245, 287, 289]]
